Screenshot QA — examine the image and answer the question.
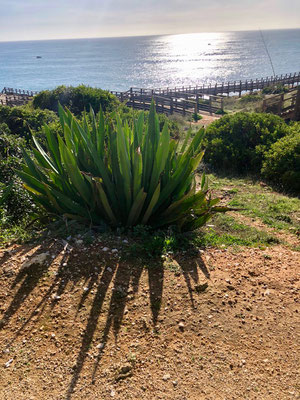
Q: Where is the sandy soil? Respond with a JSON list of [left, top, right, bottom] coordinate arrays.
[[0, 237, 299, 400]]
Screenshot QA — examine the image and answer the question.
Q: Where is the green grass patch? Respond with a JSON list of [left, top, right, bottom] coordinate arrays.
[[207, 173, 300, 235]]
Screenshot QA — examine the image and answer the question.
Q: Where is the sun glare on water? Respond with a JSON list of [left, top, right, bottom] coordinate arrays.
[[151, 32, 229, 88]]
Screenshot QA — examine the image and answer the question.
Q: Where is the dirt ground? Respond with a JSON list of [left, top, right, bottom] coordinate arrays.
[[0, 236, 299, 400]]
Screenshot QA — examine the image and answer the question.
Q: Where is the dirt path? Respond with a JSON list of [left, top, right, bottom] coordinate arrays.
[[0, 239, 299, 400]]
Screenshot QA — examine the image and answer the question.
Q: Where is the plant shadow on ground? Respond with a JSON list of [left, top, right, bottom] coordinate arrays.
[[0, 226, 211, 399]]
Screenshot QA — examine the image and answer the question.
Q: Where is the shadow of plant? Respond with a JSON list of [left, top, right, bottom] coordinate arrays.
[[0, 234, 209, 399]]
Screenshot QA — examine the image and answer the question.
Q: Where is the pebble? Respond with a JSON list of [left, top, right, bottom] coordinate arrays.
[[162, 374, 171, 381], [107, 267, 112, 273], [102, 247, 109, 252], [111, 249, 118, 253], [96, 343, 104, 350], [4, 359, 13, 368], [178, 321, 185, 331]]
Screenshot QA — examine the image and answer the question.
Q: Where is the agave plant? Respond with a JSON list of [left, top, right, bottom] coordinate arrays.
[[17, 101, 228, 231]]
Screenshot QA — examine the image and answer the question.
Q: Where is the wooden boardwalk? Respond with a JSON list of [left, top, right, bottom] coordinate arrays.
[[111, 71, 300, 115], [1, 71, 300, 117]]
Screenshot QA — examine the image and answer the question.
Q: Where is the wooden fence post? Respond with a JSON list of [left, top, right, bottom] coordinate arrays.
[[295, 86, 300, 120]]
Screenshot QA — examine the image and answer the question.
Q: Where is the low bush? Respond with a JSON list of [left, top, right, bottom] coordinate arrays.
[[192, 113, 203, 122], [204, 112, 290, 174], [261, 130, 300, 194], [239, 93, 262, 103], [0, 105, 57, 140], [18, 102, 229, 231], [262, 84, 289, 95], [32, 85, 119, 115], [0, 132, 34, 224]]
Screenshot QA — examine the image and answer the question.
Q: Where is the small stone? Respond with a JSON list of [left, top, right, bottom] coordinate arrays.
[[4, 359, 13, 368], [119, 364, 132, 374], [195, 282, 208, 293], [107, 267, 112, 273], [162, 374, 171, 381], [96, 343, 104, 350], [123, 239, 129, 244], [227, 285, 235, 291], [178, 321, 185, 331], [102, 247, 109, 252], [22, 252, 49, 269], [76, 240, 83, 245], [83, 287, 89, 292], [111, 249, 118, 253], [110, 389, 116, 397], [172, 380, 178, 386]]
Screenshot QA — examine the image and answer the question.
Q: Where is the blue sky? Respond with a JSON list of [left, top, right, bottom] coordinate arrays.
[[0, 0, 299, 41]]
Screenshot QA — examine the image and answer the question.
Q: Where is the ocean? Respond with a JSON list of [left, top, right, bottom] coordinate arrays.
[[0, 29, 299, 92]]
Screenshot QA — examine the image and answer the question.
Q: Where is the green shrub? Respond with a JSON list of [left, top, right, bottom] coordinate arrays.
[[239, 93, 262, 103], [0, 132, 34, 224], [32, 85, 119, 115], [0, 105, 57, 140], [204, 112, 290, 174], [262, 84, 289, 95], [192, 113, 203, 122], [261, 130, 300, 194], [18, 102, 229, 231]]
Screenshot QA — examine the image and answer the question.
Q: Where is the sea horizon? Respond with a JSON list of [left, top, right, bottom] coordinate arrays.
[[0, 29, 299, 92]]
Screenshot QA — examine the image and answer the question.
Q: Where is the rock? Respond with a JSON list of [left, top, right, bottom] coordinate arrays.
[[107, 267, 112, 273], [111, 249, 118, 253], [119, 364, 132, 375], [75, 240, 83, 245], [110, 389, 116, 397], [115, 364, 133, 381], [195, 282, 208, 293], [96, 343, 104, 350], [172, 380, 178, 386], [163, 373, 171, 381], [4, 359, 13, 368], [102, 247, 109, 252], [123, 239, 129, 244], [178, 321, 185, 331], [22, 252, 49, 269]]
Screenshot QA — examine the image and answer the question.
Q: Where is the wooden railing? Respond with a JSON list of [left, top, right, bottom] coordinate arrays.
[[2, 71, 300, 116], [262, 86, 300, 120], [112, 72, 300, 115]]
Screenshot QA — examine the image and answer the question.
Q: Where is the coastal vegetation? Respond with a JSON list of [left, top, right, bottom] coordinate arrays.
[[32, 85, 119, 114], [204, 112, 300, 193], [17, 102, 226, 230], [0, 85, 299, 246]]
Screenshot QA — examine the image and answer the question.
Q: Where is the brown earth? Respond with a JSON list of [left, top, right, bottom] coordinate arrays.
[[0, 237, 299, 400]]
